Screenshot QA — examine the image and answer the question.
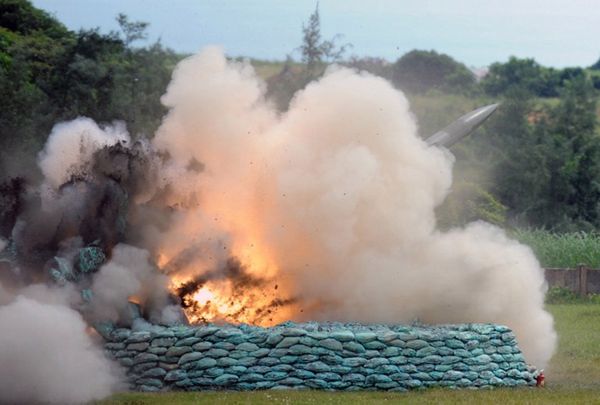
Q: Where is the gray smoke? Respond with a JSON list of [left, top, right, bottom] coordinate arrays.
[[90, 243, 182, 325], [0, 287, 121, 404]]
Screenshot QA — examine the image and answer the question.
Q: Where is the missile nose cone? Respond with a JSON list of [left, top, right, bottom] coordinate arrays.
[[463, 103, 499, 126], [425, 103, 499, 148]]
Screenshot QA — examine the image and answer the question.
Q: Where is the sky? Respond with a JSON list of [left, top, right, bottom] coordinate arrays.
[[33, 0, 600, 68]]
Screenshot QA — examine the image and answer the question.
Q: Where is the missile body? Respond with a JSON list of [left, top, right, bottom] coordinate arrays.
[[425, 103, 499, 148]]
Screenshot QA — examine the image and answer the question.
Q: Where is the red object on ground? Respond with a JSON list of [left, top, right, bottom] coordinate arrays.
[[535, 370, 545, 387]]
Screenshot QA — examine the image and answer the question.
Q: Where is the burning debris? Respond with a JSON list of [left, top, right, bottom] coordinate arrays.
[[0, 46, 556, 401], [175, 257, 295, 325]]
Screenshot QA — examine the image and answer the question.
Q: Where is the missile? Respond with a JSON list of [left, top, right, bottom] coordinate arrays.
[[425, 103, 499, 148]]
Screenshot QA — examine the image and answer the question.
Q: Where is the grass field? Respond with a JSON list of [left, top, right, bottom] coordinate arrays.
[[98, 304, 600, 404]]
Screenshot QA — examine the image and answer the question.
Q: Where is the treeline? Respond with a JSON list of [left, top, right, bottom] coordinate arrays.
[[3, 0, 600, 232], [387, 50, 600, 232], [0, 0, 179, 171]]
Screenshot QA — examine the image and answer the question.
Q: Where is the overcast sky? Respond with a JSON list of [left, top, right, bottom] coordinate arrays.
[[33, 0, 600, 68]]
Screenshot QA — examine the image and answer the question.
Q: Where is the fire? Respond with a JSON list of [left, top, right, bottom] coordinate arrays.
[[152, 92, 296, 326], [171, 277, 294, 326], [193, 286, 215, 305], [161, 242, 296, 326]]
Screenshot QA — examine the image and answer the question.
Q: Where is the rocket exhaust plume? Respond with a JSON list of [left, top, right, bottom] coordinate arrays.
[[0, 46, 555, 402]]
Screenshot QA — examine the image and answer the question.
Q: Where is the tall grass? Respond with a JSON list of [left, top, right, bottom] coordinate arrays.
[[512, 229, 600, 268]]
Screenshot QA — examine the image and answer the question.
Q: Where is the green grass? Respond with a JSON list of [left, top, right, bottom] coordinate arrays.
[[100, 388, 599, 404], [546, 304, 600, 389], [98, 305, 600, 404], [513, 229, 600, 268]]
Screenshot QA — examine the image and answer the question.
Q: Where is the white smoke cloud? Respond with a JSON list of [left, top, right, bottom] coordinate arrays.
[[0, 293, 120, 404], [266, 67, 556, 366], [150, 48, 556, 367], [38, 117, 130, 189]]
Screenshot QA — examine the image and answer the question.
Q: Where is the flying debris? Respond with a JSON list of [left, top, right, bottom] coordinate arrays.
[[425, 103, 499, 148]]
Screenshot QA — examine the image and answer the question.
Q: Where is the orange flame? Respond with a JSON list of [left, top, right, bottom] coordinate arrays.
[[161, 239, 296, 326]]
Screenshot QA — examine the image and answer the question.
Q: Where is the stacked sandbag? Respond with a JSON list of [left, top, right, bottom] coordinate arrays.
[[102, 322, 536, 392]]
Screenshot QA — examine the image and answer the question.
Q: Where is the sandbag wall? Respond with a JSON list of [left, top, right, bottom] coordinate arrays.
[[102, 322, 536, 392]]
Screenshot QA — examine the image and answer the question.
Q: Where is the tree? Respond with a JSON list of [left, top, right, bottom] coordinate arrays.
[[482, 76, 600, 231], [483, 57, 544, 96], [0, 0, 70, 38], [590, 55, 600, 70], [116, 13, 148, 47], [0, 0, 73, 163], [558, 67, 585, 87], [267, 4, 350, 110], [480, 56, 567, 97], [298, 4, 349, 78], [548, 77, 600, 229], [486, 89, 551, 226], [0, 1, 179, 176], [53, 28, 124, 122], [391, 50, 476, 94]]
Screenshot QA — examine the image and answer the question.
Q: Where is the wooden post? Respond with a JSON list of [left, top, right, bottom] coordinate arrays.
[[577, 264, 588, 297]]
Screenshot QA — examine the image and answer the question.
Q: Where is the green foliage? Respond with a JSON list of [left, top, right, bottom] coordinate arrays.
[[116, 13, 148, 46], [545, 287, 600, 304], [537, 77, 600, 230], [472, 75, 600, 231], [0, 0, 69, 38], [436, 181, 507, 229], [484, 90, 550, 226], [391, 50, 476, 94], [512, 229, 600, 268], [0, 0, 181, 176], [546, 287, 581, 304], [343, 57, 392, 80], [482, 57, 592, 99], [589, 55, 600, 70], [591, 74, 600, 90], [0, 0, 74, 159], [482, 57, 559, 97]]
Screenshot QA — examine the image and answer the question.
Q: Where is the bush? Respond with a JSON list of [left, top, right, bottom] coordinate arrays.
[[545, 287, 600, 304], [391, 50, 476, 94], [545, 287, 580, 304]]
